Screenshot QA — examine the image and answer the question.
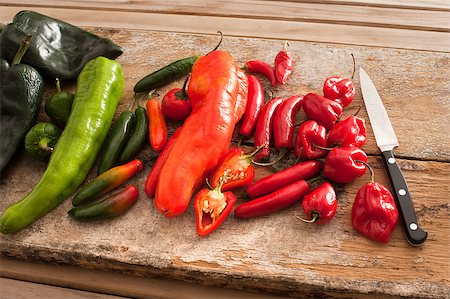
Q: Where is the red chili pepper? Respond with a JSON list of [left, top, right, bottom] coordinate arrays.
[[294, 120, 327, 160], [323, 147, 367, 184], [302, 93, 343, 130], [146, 98, 168, 152], [161, 76, 191, 122], [273, 95, 303, 150], [244, 60, 277, 87], [299, 182, 337, 225], [274, 41, 293, 85], [246, 160, 323, 199], [323, 76, 355, 108], [235, 179, 312, 218], [239, 75, 264, 138], [254, 97, 284, 161], [352, 163, 399, 243], [195, 179, 236, 237], [327, 115, 366, 148]]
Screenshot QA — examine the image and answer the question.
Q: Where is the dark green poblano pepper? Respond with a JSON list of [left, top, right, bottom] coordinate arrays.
[[0, 35, 44, 173], [0, 10, 123, 80], [45, 78, 74, 128]]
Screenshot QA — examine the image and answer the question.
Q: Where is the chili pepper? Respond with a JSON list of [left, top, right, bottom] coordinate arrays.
[[134, 56, 199, 93], [146, 98, 168, 152], [68, 185, 139, 221], [273, 95, 303, 151], [239, 75, 264, 138], [327, 115, 366, 148], [24, 122, 62, 162], [44, 78, 74, 129], [155, 51, 248, 218], [323, 76, 355, 108], [235, 179, 313, 218], [243, 60, 277, 87], [72, 159, 143, 206], [118, 106, 149, 164], [0, 57, 124, 234], [274, 41, 293, 85], [0, 35, 44, 173], [161, 76, 191, 122], [1, 10, 123, 80], [253, 97, 284, 162], [302, 93, 343, 130], [97, 111, 135, 175], [194, 179, 236, 237], [294, 120, 327, 160], [323, 146, 367, 184], [352, 162, 398, 243], [298, 182, 337, 225], [246, 160, 323, 199]]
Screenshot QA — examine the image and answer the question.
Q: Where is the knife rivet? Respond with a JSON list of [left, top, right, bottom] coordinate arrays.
[[410, 223, 418, 231], [399, 189, 407, 196], [388, 157, 396, 164]]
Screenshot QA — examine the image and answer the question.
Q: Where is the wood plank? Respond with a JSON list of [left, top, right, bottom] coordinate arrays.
[[288, 0, 450, 11]]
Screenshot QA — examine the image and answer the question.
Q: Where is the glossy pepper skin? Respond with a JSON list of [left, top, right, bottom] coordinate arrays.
[[273, 95, 303, 150], [0, 57, 124, 234], [68, 185, 139, 221], [161, 76, 191, 122], [154, 51, 248, 218], [118, 106, 149, 164], [146, 99, 168, 152], [302, 93, 343, 130], [327, 116, 366, 148], [0, 36, 44, 173], [323, 76, 355, 108], [274, 41, 293, 85], [24, 122, 62, 162], [0, 11, 123, 80], [72, 159, 143, 206], [301, 182, 337, 225], [323, 147, 367, 184], [239, 75, 264, 138], [44, 78, 74, 129], [244, 60, 277, 87], [294, 120, 327, 160]]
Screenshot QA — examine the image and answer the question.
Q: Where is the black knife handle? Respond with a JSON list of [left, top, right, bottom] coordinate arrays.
[[381, 150, 427, 245]]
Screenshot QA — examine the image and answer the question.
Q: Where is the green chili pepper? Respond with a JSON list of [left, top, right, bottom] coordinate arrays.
[[97, 111, 135, 175], [68, 185, 139, 221], [45, 78, 74, 129], [24, 122, 62, 162], [133, 56, 199, 93], [118, 106, 149, 163], [0, 56, 124, 234]]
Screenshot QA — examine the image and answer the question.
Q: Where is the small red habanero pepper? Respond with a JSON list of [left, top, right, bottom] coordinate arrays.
[[294, 120, 327, 160], [352, 162, 399, 243], [161, 76, 191, 122], [146, 98, 168, 152], [274, 41, 293, 85], [273, 95, 303, 154], [302, 93, 343, 130], [323, 76, 355, 108], [298, 182, 337, 225], [239, 75, 264, 138], [195, 179, 236, 237], [323, 146, 367, 184], [244, 60, 277, 87], [327, 115, 366, 148]]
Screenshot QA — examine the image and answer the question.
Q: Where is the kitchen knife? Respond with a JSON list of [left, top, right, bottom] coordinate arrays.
[[359, 68, 427, 246]]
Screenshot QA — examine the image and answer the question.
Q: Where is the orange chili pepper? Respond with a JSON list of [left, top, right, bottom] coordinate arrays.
[[146, 98, 168, 152]]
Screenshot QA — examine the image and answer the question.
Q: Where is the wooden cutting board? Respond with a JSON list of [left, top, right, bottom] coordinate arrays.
[[0, 28, 449, 298]]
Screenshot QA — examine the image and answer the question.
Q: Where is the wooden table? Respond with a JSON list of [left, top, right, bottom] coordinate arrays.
[[0, 1, 449, 298]]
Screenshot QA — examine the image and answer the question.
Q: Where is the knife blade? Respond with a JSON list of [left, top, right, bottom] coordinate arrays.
[[359, 68, 427, 246]]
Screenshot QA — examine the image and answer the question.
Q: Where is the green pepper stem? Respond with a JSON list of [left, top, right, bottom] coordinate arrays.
[[312, 144, 334, 151], [296, 213, 319, 224], [353, 105, 362, 117], [252, 148, 287, 166], [208, 31, 223, 54], [351, 53, 356, 80], [356, 160, 374, 183], [55, 78, 61, 93], [243, 144, 265, 161], [283, 40, 290, 51], [39, 137, 53, 153], [12, 35, 32, 65]]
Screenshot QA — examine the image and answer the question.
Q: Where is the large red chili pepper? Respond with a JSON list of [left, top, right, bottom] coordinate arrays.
[[161, 76, 191, 122], [294, 120, 327, 160], [298, 182, 337, 225], [235, 179, 312, 218], [323, 76, 355, 108], [194, 179, 236, 237], [253, 97, 284, 161], [244, 60, 277, 87], [274, 41, 293, 85], [273, 95, 303, 151], [246, 160, 323, 199], [323, 146, 367, 184], [352, 162, 399, 243], [302, 93, 343, 130], [146, 98, 168, 152], [155, 51, 248, 218], [327, 115, 366, 148], [239, 75, 264, 138]]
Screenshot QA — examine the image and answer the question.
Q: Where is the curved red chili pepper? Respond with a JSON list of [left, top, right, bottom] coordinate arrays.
[[146, 98, 168, 152], [323, 147, 367, 184], [302, 93, 343, 130], [273, 95, 303, 150], [323, 76, 355, 108], [274, 41, 293, 85], [161, 76, 191, 122], [239, 75, 264, 138], [294, 120, 327, 160], [327, 115, 366, 148], [300, 182, 337, 225], [244, 60, 277, 87]]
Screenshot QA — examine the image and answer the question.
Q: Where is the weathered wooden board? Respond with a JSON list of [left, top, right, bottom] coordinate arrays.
[[1, 29, 449, 298]]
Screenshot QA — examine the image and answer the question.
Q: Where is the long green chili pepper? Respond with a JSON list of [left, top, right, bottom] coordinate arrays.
[[118, 106, 149, 164], [0, 56, 124, 234]]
